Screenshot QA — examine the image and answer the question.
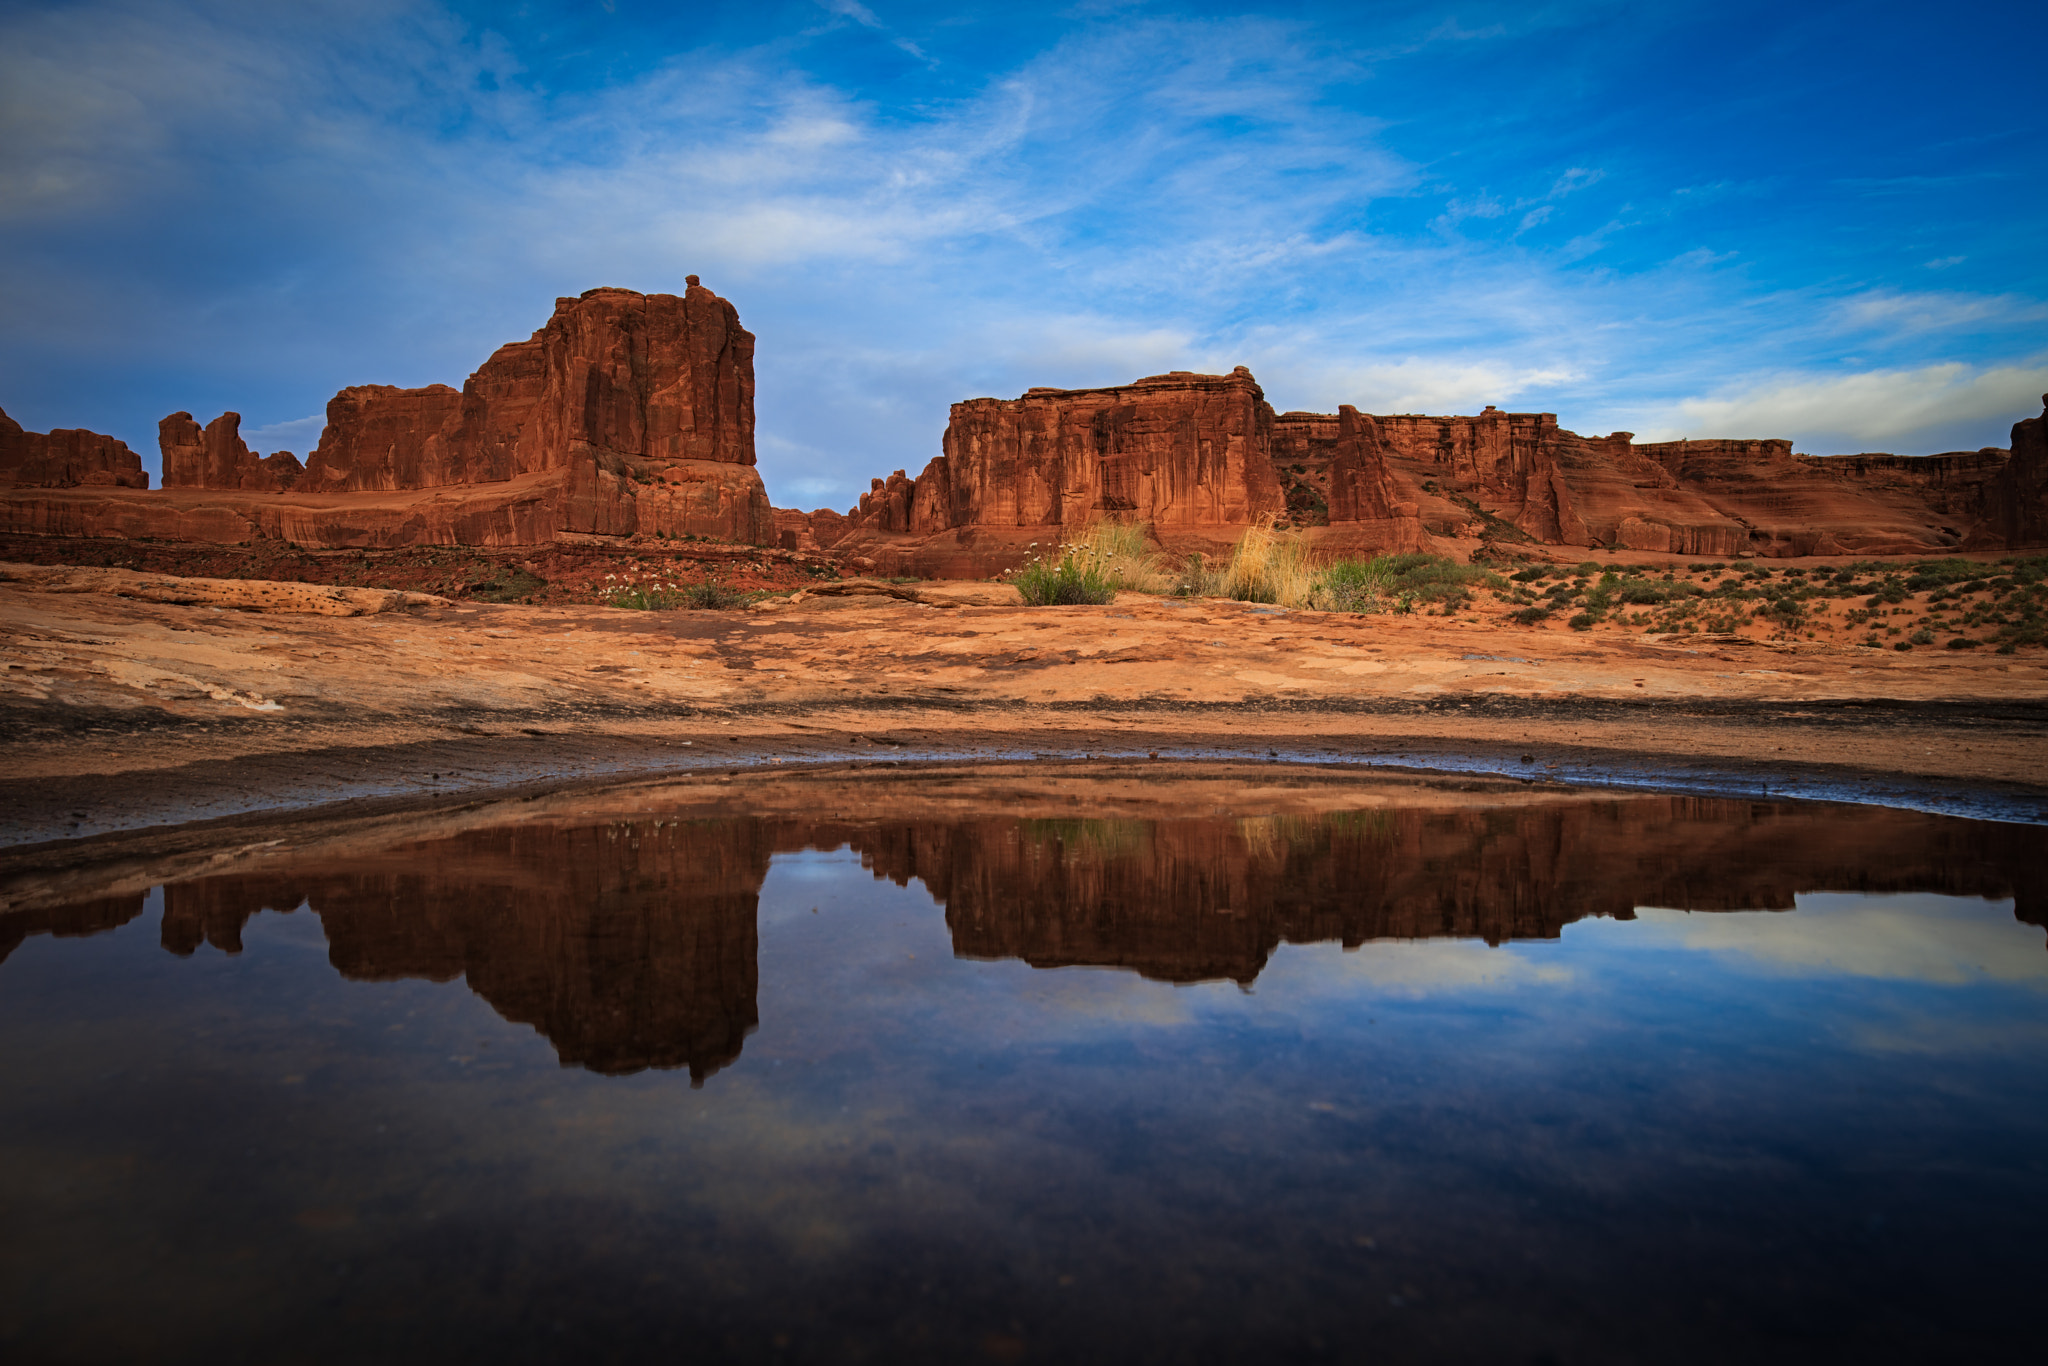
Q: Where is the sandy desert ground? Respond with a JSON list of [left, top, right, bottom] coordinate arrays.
[[4, 566, 2045, 849]]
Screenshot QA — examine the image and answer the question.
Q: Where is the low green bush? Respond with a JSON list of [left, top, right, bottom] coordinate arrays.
[[601, 579, 752, 610], [1014, 554, 1118, 606]]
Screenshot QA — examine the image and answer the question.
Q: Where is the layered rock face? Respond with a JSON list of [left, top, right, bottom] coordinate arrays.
[[817, 374, 2047, 568], [0, 280, 770, 549], [1314, 405, 2034, 558], [1966, 396, 2048, 550], [931, 369, 1283, 531], [1270, 406, 1430, 555], [298, 280, 756, 494], [159, 411, 304, 492], [824, 369, 1428, 575], [0, 408, 147, 490]]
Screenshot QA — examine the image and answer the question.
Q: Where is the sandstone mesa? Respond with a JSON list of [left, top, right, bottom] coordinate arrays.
[[3, 280, 2045, 569], [3, 280, 767, 550]]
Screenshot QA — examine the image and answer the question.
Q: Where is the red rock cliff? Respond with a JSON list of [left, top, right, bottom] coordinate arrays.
[[824, 368, 1430, 575], [0, 408, 148, 490], [1966, 395, 2048, 550], [298, 281, 755, 493], [4, 280, 771, 549], [159, 411, 304, 492]]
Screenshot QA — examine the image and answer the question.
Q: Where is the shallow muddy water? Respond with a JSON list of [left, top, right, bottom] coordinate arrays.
[[2, 787, 2044, 1363]]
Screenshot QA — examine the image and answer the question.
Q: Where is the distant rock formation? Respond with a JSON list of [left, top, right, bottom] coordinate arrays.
[[8, 323, 2045, 564], [813, 375, 2046, 572], [159, 411, 303, 491], [0, 281, 771, 549], [824, 369, 1431, 576], [297, 280, 755, 493], [1966, 395, 2048, 551], [0, 408, 147, 490]]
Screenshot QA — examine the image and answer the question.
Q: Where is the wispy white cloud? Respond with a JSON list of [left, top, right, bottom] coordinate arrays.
[[1633, 894, 2048, 988], [242, 413, 325, 453], [814, 0, 929, 62], [1627, 359, 2048, 449], [1833, 289, 2048, 337], [1265, 356, 1584, 416]]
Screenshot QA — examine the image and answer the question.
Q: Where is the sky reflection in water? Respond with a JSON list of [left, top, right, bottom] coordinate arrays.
[[1, 795, 2043, 1364]]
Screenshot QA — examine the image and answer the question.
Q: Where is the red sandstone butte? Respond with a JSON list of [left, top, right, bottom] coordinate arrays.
[[1965, 395, 2048, 551], [0, 408, 148, 490], [159, 412, 304, 492], [0, 281, 770, 549], [823, 369, 1430, 576], [816, 374, 2048, 572]]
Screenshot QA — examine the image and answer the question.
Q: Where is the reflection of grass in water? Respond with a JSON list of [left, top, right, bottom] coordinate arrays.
[[1237, 810, 1395, 861], [1020, 819, 1150, 859], [1021, 812, 1393, 866]]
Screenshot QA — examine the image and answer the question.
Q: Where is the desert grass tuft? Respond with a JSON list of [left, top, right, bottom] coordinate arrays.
[[1065, 520, 1171, 594], [1010, 520, 1168, 605], [1223, 518, 1317, 607], [600, 578, 753, 610]]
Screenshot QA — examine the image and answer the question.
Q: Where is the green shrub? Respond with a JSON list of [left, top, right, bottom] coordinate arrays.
[[1014, 554, 1118, 606], [600, 578, 752, 611], [1510, 605, 1551, 625], [1945, 637, 1980, 649], [1172, 552, 1218, 598], [1064, 520, 1170, 593], [1567, 612, 1596, 631], [469, 565, 547, 603], [1308, 556, 1393, 612]]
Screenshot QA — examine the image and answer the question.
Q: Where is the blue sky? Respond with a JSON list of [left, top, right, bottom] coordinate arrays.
[[2, 0, 2043, 511]]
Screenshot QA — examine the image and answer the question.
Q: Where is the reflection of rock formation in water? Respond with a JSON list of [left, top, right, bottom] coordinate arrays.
[[0, 891, 150, 965], [4, 796, 2040, 1070], [843, 800, 2044, 984], [156, 820, 768, 1083]]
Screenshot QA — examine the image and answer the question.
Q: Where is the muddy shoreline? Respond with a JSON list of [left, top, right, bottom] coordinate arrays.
[[4, 693, 2045, 859]]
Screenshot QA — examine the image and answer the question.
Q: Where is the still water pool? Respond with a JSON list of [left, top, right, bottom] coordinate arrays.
[[1, 783, 2043, 1363]]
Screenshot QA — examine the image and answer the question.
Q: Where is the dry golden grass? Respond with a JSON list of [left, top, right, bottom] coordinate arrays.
[[1221, 517, 1317, 606], [1059, 520, 1171, 594]]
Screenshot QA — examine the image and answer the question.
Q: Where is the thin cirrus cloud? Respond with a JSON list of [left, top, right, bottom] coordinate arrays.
[[0, 0, 2043, 511], [1628, 359, 2048, 453]]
